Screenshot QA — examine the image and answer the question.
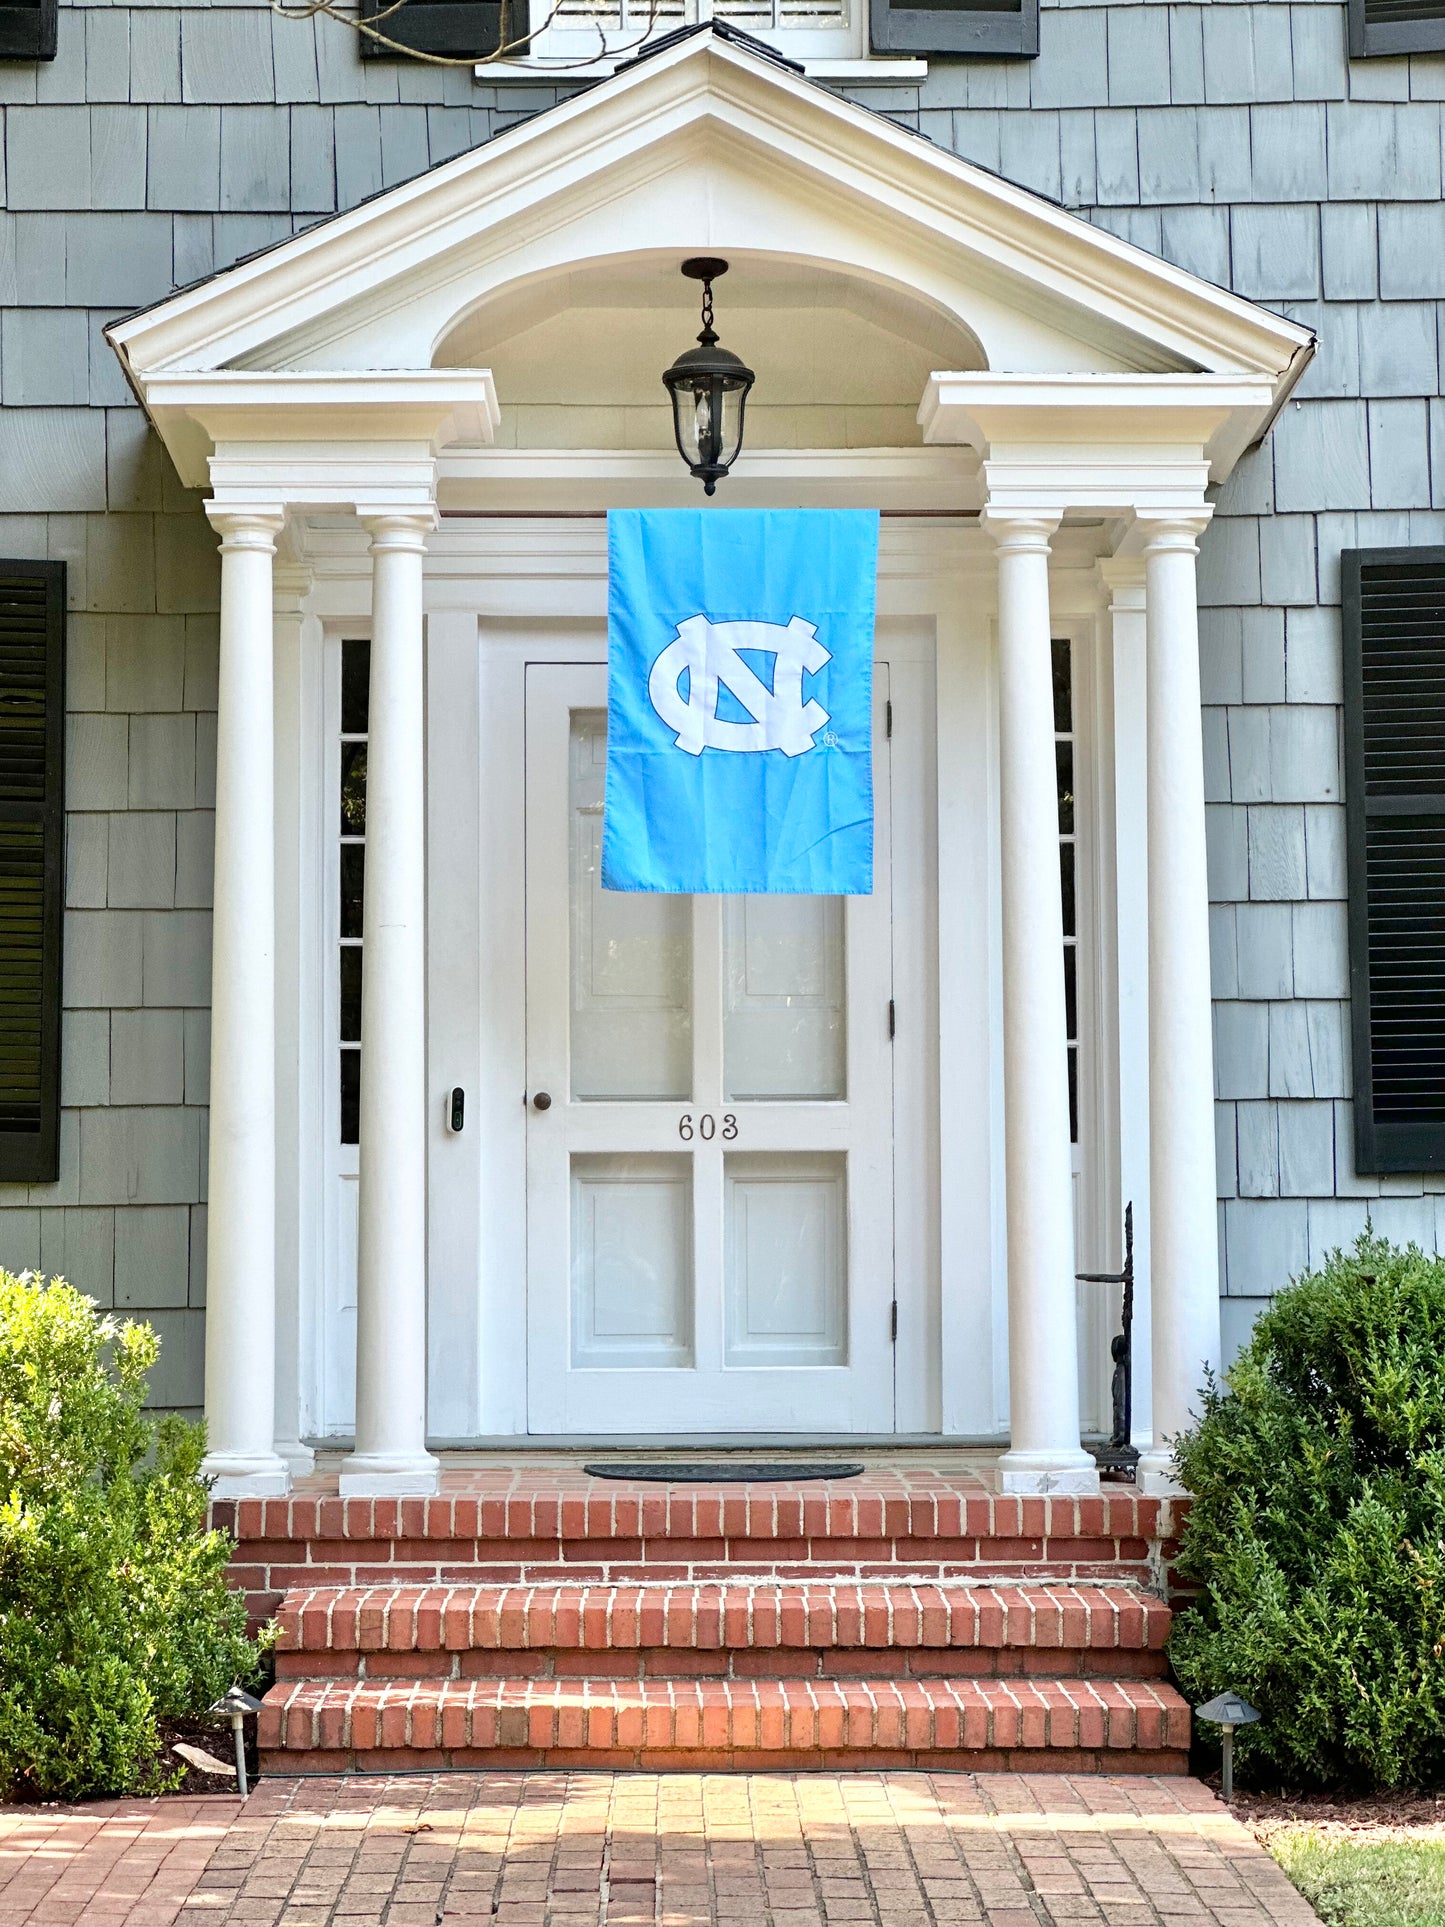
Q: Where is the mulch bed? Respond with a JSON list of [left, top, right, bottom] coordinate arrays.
[[1227, 1787, 1445, 1845], [157, 1715, 256, 1796]]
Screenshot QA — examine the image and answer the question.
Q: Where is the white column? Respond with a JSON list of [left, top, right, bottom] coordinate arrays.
[[201, 505, 290, 1498], [339, 510, 439, 1496], [271, 564, 317, 1479], [987, 512, 1099, 1496], [1100, 561, 1153, 1450], [1136, 513, 1222, 1495]]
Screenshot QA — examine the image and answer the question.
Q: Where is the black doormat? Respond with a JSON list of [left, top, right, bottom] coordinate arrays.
[[583, 1461, 865, 1483]]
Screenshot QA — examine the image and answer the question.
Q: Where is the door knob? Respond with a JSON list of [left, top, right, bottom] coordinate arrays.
[[532, 1091, 552, 1111]]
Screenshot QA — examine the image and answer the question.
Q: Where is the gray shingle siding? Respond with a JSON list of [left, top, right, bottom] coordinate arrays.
[[1, 0, 1439, 1405]]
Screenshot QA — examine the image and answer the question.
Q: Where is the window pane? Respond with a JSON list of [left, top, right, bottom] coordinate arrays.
[[340, 844, 364, 940], [340, 946, 362, 1044], [340, 1048, 360, 1145], [1051, 637, 1072, 734], [1060, 842, 1075, 938], [340, 743, 367, 836], [569, 711, 691, 1101], [1064, 943, 1077, 1042], [1056, 741, 1074, 834], [724, 895, 845, 1101], [341, 638, 370, 736]]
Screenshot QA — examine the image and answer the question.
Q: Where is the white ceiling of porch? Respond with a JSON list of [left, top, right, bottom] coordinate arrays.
[[434, 255, 986, 450]]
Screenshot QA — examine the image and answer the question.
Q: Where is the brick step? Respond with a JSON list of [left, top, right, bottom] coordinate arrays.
[[273, 1580, 1171, 1681], [218, 1481, 1176, 1623], [258, 1674, 1192, 1774]]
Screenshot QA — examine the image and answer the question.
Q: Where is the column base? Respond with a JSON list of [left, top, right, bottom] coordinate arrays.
[[995, 1448, 1100, 1496], [202, 1452, 292, 1498], [338, 1450, 440, 1497], [275, 1437, 316, 1478], [1135, 1450, 1188, 1497]]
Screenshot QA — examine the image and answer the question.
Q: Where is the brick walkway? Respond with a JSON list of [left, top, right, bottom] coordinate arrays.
[[0, 1796, 240, 1926], [0, 1774, 1320, 1927]]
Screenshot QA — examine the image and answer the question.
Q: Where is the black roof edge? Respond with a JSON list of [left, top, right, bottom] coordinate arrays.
[[615, 17, 805, 76]]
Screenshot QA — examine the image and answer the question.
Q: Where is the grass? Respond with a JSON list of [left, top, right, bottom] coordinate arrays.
[[1267, 1828, 1445, 1927]]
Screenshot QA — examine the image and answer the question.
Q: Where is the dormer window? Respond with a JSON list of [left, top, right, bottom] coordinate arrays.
[[359, 0, 1038, 69]]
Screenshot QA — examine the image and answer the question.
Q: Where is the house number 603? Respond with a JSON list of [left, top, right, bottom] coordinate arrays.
[[678, 1113, 737, 1141]]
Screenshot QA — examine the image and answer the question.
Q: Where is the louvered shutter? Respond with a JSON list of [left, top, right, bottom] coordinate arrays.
[[1343, 549, 1445, 1173], [359, 0, 511, 58], [1348, 0, 1445, 57], [0, 563, 64, 1183], [870, 0, 1037, 57], [0, 0, 56, 58]]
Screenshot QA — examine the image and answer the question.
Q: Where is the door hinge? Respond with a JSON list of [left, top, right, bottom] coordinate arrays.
[[890, 1301, 899, 1343], [885, 698, 893, 739], [888, 998, 896, 1040]]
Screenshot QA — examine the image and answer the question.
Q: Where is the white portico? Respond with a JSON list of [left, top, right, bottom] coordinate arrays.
[[108, 27, 1311, 1501]]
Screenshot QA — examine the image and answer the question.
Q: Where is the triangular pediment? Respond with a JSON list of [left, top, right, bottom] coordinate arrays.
[[111, 27, 1309, 408]]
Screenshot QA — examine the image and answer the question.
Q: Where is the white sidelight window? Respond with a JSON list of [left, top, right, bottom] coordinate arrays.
[[338, 639, 369, 1146], [1054, 637, 1079, 1147]]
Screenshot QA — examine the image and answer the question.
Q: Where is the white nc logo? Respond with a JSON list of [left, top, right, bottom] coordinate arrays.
[[648, 615, 831, 758]]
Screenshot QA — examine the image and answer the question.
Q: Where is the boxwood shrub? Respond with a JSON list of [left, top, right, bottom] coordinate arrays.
[[0, 1270, 267, 1799], [1169, 1233, 1445, 1790]]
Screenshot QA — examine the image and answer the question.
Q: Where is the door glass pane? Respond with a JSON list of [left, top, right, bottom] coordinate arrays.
[[723, 896, 845, 1100], [570, 712, 692, 1100], [571, 1153, 694, 1367], [724, 1152, 847, 1367]]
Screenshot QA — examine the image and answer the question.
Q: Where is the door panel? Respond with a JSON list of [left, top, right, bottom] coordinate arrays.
[[525, 661, 894, 1435]]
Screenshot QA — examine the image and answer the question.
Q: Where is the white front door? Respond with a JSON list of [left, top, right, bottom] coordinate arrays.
[[524, 661, 895, 1435]]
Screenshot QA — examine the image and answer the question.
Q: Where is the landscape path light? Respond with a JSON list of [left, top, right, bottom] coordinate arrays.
[[1194, 1690, 1260, 1800], [210, 1684, 264, 1796]]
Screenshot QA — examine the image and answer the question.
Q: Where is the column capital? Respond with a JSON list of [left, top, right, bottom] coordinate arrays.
[[273, 562, 312, 615], [1134, 508, 1213, 554], [1098, 555, 1146, 616], [360, 506, 439, 552], [982, 507, 1061, 554], [205, 502, 285, 550]]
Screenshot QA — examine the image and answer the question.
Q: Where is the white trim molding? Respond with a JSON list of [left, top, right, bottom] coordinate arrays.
[[107, 34, 1312, 411], [919, 372, 1285, 491], [133, 371, 500, 497]]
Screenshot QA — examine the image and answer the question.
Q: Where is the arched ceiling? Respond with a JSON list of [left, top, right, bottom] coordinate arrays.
[[434, 254, 987, 450]]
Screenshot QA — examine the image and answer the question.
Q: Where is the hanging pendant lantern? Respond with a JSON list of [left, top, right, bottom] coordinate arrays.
[[662, 258, 755, 496]]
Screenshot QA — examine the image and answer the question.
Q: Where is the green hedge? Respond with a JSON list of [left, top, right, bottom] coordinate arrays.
[[1169, 1234, 1445, 1790], [0, 1271, 268, 1799]]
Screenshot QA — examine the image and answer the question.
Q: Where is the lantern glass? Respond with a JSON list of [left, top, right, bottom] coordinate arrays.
[[668, 369, 750, 480]]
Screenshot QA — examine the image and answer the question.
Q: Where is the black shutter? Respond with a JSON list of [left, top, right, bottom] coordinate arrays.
[[0, 563, 64, 1184], [1342, 549, 1445, 1173], [359, 0, 514, 58], [870, 0, 1036, 58], [1348, 0, 1445, 58], [0, 0, 56, 57]]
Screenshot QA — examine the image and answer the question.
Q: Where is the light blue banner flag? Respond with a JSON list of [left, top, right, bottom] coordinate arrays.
[[602, 508, 879, 895]]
